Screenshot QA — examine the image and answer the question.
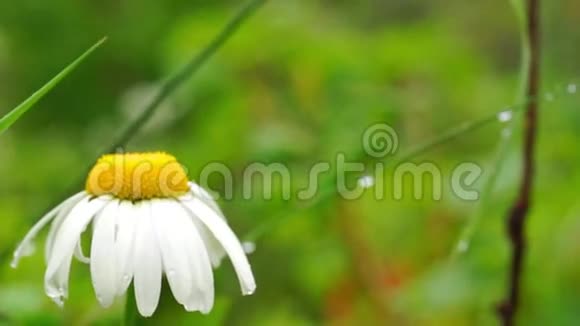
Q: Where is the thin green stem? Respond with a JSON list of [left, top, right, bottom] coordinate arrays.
[[449, 124, 514, 259], [106, 0, 267, 153], [390, 106, 519, 166]]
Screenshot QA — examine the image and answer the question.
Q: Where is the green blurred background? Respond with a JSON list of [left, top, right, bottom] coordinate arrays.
[[1, 0, 579, 325]]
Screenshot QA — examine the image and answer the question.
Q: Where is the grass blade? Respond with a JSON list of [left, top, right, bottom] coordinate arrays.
[[0, 37, 107, 136]]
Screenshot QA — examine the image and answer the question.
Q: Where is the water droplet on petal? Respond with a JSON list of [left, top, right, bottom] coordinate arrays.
[[497, 109, 513, 123], [567, 83, 577, 94], [357, 175, 375, 189], [50, 295, 64, 308], [242, 242, 256, 254], [123, 274, 130, 282]]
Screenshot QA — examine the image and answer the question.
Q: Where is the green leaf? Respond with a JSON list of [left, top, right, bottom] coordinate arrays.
[[0, 37, 107, 136]]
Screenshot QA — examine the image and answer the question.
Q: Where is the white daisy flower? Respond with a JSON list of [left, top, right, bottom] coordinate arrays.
[[11, 152, 255, 317]]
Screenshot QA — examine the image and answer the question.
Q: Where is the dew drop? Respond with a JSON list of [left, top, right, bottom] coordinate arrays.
[[122, 274, 130, 282], [167, 269, 176, 277], [497, 109, 512, 123], [357, 175, 375, 189], [545, 92, 554, 102], [567, 83, 577, 94], [50, 295, 64, 308], [242, 242, 256, 254]]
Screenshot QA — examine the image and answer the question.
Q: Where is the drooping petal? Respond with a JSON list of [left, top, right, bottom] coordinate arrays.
[[184, 182, 227, 266], [133, 201, 162, 317], [167, 200, 214, 313], [90, 200, 120, 308], [151, 199, 193, 305], [11, 192, 87, 268], [187, 182, 225, 219], [181, 198, 255, 296], [183, 227, 215, 312], [190, 216, 226, 268], [74, 240, 90, 264], [45, 192, 87, 263], [45, 256, 73, 307], [114, 200, 139, 296], [44, 196, 109, 305]]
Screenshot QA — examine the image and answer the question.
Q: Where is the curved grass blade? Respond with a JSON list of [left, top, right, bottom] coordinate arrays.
[[449, 0, 530, 259], [0, 37, 107, 136]]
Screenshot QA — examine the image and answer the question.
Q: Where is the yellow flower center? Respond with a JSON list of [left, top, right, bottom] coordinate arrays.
[[86, 152, 190, 200]]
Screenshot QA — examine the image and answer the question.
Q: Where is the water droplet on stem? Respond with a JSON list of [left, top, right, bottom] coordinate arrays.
[[243, 242, 256, 254], [497, 110, 513, 123], [357, 175, 375, 189]]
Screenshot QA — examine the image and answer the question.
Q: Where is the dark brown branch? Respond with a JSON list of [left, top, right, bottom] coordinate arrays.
[[497, 0, 541, 325]]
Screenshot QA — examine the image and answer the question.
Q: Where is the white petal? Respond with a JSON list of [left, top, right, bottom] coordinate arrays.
[[187, 182, 225, 219], [44, 196, 108, 305], [185, 182, 227, 267], [190, 217, 226, 268], [45, 192, 87, 263], [133, 201, 162, 317], [45, 257, 73, 307], [151, 200, 192, 305], [181, 198, 255, 295], [90, 200, 119, 308], [11, 192, 86, 268], [114, 200, 139, 296], [184, 234, 214, 312], [74, 240, 90, 264], [168, 201, 214, 313]]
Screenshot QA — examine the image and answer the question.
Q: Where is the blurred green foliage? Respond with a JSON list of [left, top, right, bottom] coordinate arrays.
[[1, 0, 580, 325]]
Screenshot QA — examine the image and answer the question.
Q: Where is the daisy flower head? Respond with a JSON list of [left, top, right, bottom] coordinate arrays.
[[12, 152, 255, 317]]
